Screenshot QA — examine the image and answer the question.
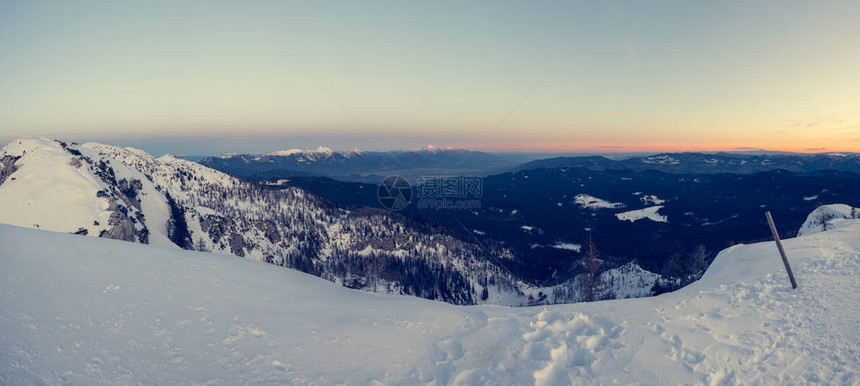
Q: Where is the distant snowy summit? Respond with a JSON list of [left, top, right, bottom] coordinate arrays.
[[266, 146, 335, 157], [222, 145, 363, 159], [219, 144, 461, 160], [216, 145, 358, 163]]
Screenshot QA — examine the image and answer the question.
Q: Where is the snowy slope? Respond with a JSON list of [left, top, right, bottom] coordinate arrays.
[[2, 214, 859, 384]]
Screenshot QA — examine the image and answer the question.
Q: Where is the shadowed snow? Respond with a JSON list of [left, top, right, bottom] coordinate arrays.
[[2, 212, 859, 384]]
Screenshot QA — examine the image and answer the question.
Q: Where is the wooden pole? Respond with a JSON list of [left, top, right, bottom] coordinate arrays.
[[765, 211, 798, 289]]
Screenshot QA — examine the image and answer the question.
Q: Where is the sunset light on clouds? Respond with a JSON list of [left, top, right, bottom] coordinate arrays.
[[1, 0, 858, 154]]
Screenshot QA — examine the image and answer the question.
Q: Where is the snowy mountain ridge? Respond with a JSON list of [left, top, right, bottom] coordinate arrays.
[[1, 209, 858, 384], [0, 137, 668, 306], [266, 146, 335, 157]]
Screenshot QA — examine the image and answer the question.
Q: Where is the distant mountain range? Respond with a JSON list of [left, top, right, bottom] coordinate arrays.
[[195, 147, 534, 183], [191, 147, 860, 289], [275, 167, 860, 282], [517, 152, 860, 174], [195, 149, 860, 184]]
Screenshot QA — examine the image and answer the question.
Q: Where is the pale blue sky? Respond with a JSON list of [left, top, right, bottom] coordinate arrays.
[[1, 1, 859, 154]]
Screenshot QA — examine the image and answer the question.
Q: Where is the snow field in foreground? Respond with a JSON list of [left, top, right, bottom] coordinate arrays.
[[1, 219, 859, 384]]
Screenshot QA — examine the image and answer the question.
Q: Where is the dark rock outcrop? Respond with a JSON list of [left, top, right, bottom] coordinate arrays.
[[0, 155, 20, 185]]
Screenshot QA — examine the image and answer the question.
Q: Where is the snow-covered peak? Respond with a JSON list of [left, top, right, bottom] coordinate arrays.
[[420, 144, 458, 153], [0, 137, 65, 157], [266, 149, 303, 156], [266, 146, 334, 157], [0, 138, 115, 238], [0, 138, 249, 246], [343, 148, 363, 157]]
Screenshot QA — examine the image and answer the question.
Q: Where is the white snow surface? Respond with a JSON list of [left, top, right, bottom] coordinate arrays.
[[573, 194, 624, 210], [615, 206, 669, 223], [798, 204, 859, 236], [0, 138, 113, 235], [3, 213, 860, 384], [0, 138, 180, 247], [551, 242, 581, 252], [639, 194, 666, 205]]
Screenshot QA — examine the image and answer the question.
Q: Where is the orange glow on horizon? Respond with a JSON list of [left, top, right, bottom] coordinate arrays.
[[466, 141, 860, 154]]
